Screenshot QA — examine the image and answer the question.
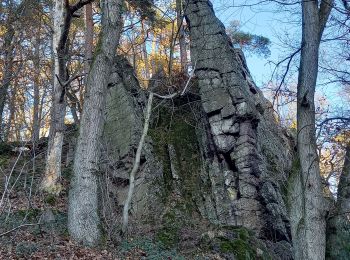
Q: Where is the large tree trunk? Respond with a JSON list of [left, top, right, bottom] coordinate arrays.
[[290, 1, 333, 259], [68, 0, 123, 246]]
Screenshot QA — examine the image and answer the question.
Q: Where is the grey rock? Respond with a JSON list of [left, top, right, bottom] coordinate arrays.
[[101, 56, 163, 231], [186, 0, 292, 249], [213, 134, 236, 153], [221, 104, 236, 118]]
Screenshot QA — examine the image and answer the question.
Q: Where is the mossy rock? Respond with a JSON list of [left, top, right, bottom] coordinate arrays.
[[44, 194, 57, 206], [156, 226, 179, 248], [149, 105, 201, 207], [217, 227, 256, 259], [156, 211, 180, 248], [0, 155, 10, 168], [200, 226, 269, 260], [284, 156, 300, 210], [219, 238, 256, 259], [18, 208, 41, 221], [0, 142, 12, 167], [62, 165, 73, 181]]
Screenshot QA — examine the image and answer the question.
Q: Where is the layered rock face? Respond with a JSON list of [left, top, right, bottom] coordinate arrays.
[[185, 0, 293, 244]]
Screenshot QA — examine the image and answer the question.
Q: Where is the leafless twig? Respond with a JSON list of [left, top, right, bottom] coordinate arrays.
[[0, 222, 41, 237]]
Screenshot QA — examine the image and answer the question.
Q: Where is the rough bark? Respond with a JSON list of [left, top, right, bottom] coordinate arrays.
[[84, 2, 93, 76], [184, 2, 293, 256], [290, 1, 333, 259], [42, 0, 94, 194], [68, 0, 123, 246], [327, 145, 350, 259], [41, 0, 68, 194]]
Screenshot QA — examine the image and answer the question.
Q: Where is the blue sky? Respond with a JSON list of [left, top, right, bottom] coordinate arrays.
[[211, 0, 347, 115], [211, 0, 294, 86]]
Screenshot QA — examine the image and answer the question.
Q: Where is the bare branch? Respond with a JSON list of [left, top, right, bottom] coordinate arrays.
[[55, 73, 85, 103], [317, 117, 350, 139], [0, 223, 41, 237], [153, 92, 180, 99], [272, 48, 301, 107], [70, 0, 95, 14], [122, 92, 154, 235], [319, 0, 334, 40], [181, 61, 197, 96]]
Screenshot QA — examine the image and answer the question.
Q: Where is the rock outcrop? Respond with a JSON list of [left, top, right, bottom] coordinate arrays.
[[184, 0, 293, 248], [101, 56, 163, 234], [100, 1, 294, 256]]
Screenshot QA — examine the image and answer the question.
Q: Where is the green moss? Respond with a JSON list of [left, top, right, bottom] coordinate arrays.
[[0, 155, 10, 168], [219, 238, 256, 260], [156, 211, 180, 248], [150, 105, 203, 249], [219, 226, 253, 240], [120, 238, 185, 259], [0, 142, 12, 167], [44, 194, 56, 205], [237, 227, 250, 241], [149, 126, 173, 199], [202, 227, 265, 260], [149, 105, 201, 208], [18, 208, 41, 221], [156, 226, 179, 248]]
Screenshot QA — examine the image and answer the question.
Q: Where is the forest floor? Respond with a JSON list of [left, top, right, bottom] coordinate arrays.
[[0, 147, 225, 260]]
